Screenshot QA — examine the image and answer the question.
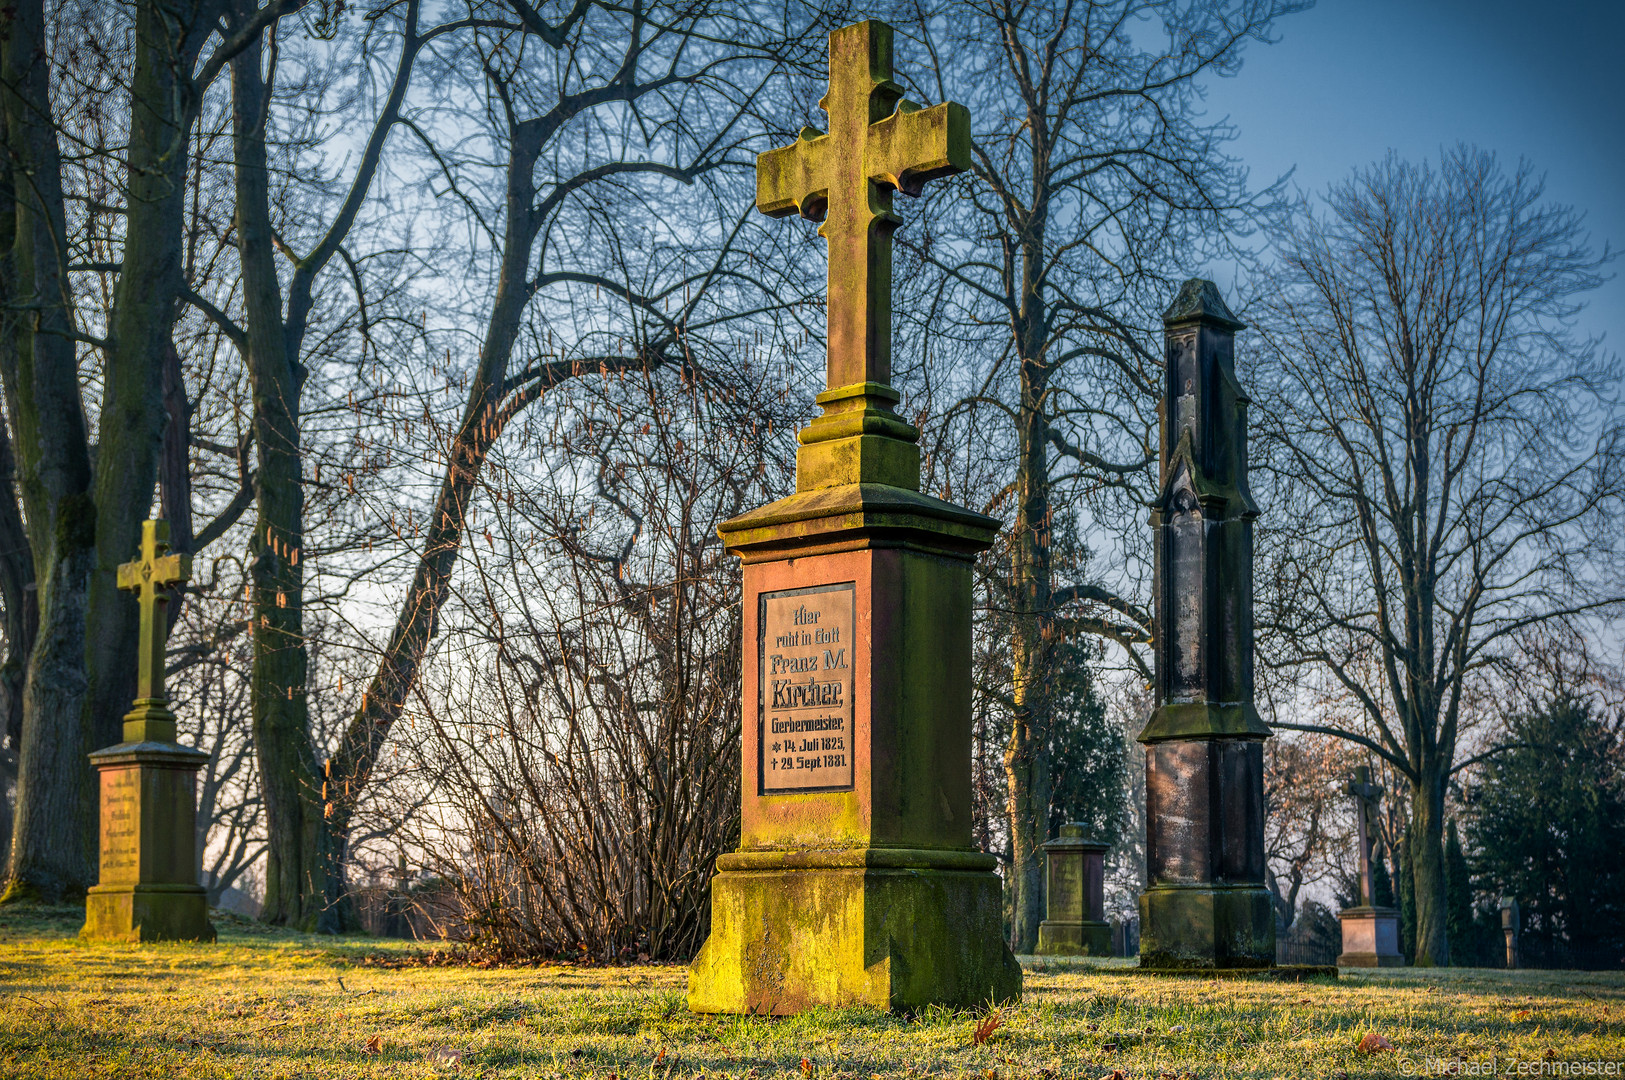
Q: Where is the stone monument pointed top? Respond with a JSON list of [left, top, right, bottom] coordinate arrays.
[[1162, 278, 1246, 331]]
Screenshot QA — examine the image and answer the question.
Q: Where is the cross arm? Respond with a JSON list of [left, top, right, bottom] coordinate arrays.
[[867, 101, 970, 197], [756, 127, 831, 220], [155, 552, 192, 587]]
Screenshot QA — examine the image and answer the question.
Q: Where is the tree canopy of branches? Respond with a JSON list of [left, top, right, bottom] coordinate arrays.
[[888, 0, 1299, 951], [1253, 146, 1623, 966]]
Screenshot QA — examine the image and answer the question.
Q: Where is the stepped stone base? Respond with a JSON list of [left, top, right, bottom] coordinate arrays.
[[1138, 885, 1275, 970], [83, 884, 215, 943], [1036, 919, 1112, 957], [688, 848, 1021, 1014], [1337, 905, 1405, 967]]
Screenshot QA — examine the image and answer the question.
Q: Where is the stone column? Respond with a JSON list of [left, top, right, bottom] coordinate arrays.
[[1501, 898, 1520, 969], [1036, 825, 1111, 956], [1137, 280, 1274, 970]]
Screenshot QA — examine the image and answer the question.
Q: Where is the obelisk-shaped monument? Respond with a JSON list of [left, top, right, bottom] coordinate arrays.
[[688, 20, 1020, 1014], [1137, 281, 1274, 969], [82, 519, 215, 943]]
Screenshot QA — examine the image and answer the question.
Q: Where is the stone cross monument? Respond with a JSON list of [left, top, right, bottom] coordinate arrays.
[[1137, 280, 1275, 969], [82, 519, 215, 943], [1336, 765, 1403, 967], [688, 20, 1020, 1014]]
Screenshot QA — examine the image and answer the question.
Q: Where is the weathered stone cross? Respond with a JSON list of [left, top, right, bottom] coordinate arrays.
[[117, 519, 191, 742], [1347, 765, 1385, 906], [756, 21, 969, 390]]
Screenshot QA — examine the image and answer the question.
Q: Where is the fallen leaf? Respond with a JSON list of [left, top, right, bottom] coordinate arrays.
[[1100, 1071, 1129, 1080], [1545, 1049, 1558, 1061], [973, 1012, 1003, 1046], [1358, 1032, 1395, 1054], [1168, 1024, 1188, 1033], [429, 1046, 464, 1067], [655, 1048, 667, 1065], [800, 1057, 813, 1077], [1102, 1043, 1119, 1053], [1513, 1010, 1532, 1020], [363, 1034, 383, 1055], [1333, 1072, 1350, 1080]]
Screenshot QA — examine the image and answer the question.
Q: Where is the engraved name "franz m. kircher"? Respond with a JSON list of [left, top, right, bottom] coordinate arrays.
[[770, 677, 844, 710]]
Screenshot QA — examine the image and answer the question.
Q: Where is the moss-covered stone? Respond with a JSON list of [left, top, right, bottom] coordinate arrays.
[[688, 851, 1020, 1014], [1138, 885, 1273, 969]]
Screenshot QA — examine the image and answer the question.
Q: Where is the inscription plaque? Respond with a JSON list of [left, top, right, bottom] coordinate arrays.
[[759, 582, 855, 793]]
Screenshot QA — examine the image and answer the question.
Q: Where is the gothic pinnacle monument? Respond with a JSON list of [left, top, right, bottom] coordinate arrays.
[[687, 20, 1020, 1014], [1137, 280, 1274, 969], [82, 519, 215, 943]]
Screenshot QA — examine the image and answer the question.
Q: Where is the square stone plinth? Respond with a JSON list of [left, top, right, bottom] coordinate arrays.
[[688, 848, 1020, 1014], [1036, 919, 1112, 957], [81, 741, 215, 944], [1139, 884, 1274, 969], [1337, 905, 1405, 967]]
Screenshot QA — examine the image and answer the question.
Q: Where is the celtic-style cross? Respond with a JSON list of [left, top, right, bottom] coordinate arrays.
[[117, 519, 191, 742], [756, 21, 969, 391]]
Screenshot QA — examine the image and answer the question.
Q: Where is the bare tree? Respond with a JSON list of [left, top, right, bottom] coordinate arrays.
[[382, 354, 795, 959], [1252, 147, 1623, 966], [888, 0, 1299, 951], [0, 0, 270, 901]]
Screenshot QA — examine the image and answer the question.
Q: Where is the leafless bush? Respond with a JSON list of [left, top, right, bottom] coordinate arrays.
[[373, 349, 799, 961]]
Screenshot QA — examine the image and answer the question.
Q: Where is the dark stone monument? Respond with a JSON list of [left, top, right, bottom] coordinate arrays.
[[1137, 280, 1275, 970], [82, 520, 215, 943], [1336, 766, 1404, 967], [1036, 825, 1111, 956]]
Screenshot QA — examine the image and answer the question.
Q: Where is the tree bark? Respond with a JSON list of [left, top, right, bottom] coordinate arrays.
[[229, 8, 332, 930], [0, 0, 100, 902], [83, 0, 215, 753], [1409, 767, 1450, 966]]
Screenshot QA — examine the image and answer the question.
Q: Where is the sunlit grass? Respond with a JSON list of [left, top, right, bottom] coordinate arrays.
[[2, 903, 1621, 1078]]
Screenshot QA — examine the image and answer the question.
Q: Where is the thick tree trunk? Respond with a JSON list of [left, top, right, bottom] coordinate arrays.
[[0, 414, 38, 864], [1005, 337, 1054, 953], [0, 0, 100, 902], [230, 12, 332, 931], [1409, 767, 1450, 966], [83, 0, 212, 753]]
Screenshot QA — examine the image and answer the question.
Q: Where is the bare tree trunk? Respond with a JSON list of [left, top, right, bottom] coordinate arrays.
[[83, 0, 216, 754], [1006, 348, 1054, 953], [0, 0, 100, 902], [323, 120, 543, 861], [1409, 767, 1450, 966], [0, 413, 36, 865], [229, 9, 331, 930]]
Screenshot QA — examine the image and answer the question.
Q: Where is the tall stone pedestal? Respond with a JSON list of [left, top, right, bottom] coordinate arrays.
[[1336, 906, 1403, 967], [1137, 282, 1275, 970], [1037, 825, 1111, 956], [82, 740, 215, 943], [687, 384, 1020, 1014]]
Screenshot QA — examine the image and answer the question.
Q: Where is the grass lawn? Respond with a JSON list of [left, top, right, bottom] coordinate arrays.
[[2, 903, 1621, 1079]]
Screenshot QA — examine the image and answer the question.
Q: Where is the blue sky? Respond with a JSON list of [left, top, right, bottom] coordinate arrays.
[[1199, 0, 1623, 355]]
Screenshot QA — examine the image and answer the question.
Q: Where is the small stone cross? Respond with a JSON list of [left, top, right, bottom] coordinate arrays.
[[117, 519, 191, 735], [1346, 765, 1385, 907], [756, 21, 969, 391]]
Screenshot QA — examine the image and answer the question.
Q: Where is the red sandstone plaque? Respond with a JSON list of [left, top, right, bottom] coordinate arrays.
[[758, 582, 855, 794]]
